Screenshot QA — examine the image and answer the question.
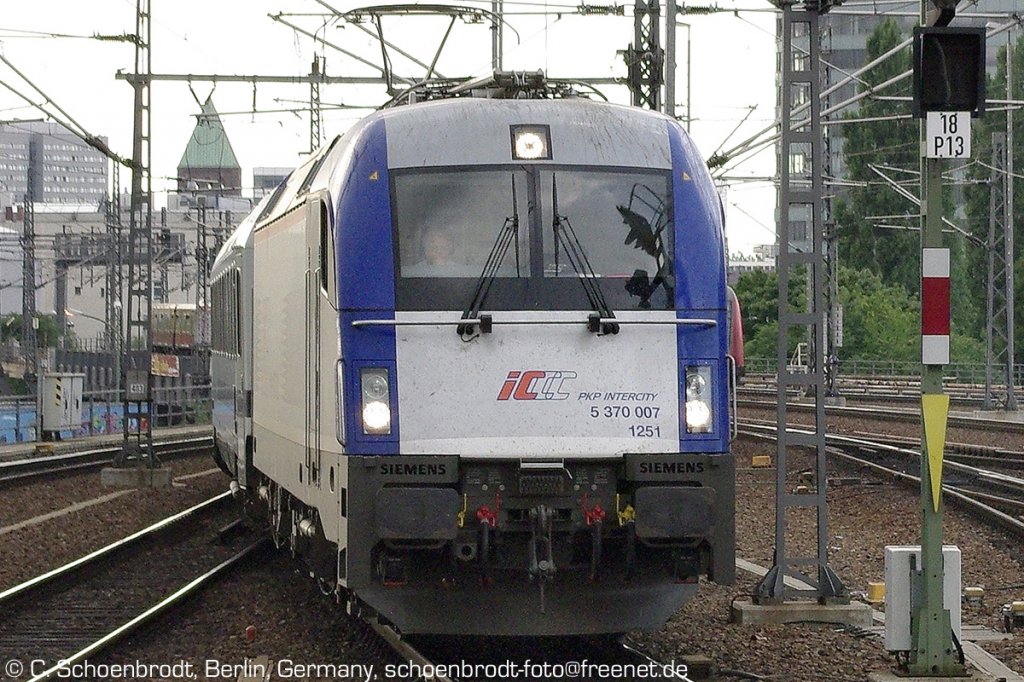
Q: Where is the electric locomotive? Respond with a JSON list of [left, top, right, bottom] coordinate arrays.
[[212, 76, 735, 636]]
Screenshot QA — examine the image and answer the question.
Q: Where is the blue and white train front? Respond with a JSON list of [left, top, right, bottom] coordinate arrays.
[[329, 99, 734, 636]]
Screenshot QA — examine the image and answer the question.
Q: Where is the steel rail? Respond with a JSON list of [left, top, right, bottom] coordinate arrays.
[[618, 641, 700, 680], [738, 397, 1024, 433], [367, 608, 744, 681], [0, 491, 231, 610], [365, 618, 455, 682], [0, 433, 213, 484], [849, 431, 1024, 470], [825, 448, 1024, 539], [739, 385, 986, 406], [27, 537, 268, 682], [759, 417, 1024, 470], [742, 420, 1024, 494], [739, 424, 1024, 538]]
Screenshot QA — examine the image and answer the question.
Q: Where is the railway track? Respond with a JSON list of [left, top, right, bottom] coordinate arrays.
[[846, 431, 1024, 472], [742, 412, 1024, 478], [738, 396, 1024, 434], [738, 422, 1024, 538], [0, 433, 214, 485], [740, 374, 990, 407], [0, 491, 265, 681]]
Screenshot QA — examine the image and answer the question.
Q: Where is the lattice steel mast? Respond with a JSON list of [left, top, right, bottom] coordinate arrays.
[[625, 0, 664, 110], [821, 23, 841, 397], [754, 0, 847, 604], [119, 0, 155, 466], [985, 132, 1017, 410], [309, 55, 323, 153], [195, 202, 210, 385], [984, 36, 1017, 411], [104, 162, 124, 396], [21, 184, 36, 370]]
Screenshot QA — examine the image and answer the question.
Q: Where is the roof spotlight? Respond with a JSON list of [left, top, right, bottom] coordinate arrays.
[[511, 125, 552, 160]]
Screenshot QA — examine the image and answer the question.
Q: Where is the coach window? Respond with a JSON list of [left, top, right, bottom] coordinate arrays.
[[318, 201, 338, 309], [233, 270, 242, 355], [221, 280, 228, 353], [211, 279, 222, 352], [221, 280, 228, 354]]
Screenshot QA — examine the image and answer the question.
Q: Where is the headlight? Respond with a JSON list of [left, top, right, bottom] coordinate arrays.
[[515, 132, 546, 159], [363, 373, 389, 400], [685, 400, 712, 432], [685, 372, 706, 400], [362, 401, 391, 432], [361, 368, 392, 435], [510, 124, 552, 160], [685, 365, 713, 434]]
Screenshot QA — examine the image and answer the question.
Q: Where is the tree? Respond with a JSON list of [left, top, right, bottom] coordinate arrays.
[[733, 268, 807, 359], [735, 265, 984, 364], [834, 19, 921, 295], [837, 267, 917, 362], [0, 313, 76, 348], [833, 20, 984, 356], [961, 35, 1024, 363]]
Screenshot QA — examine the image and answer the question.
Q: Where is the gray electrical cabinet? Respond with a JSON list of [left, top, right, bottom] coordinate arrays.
[[884, 545, 962, 652], [40, 372, 85, 434]]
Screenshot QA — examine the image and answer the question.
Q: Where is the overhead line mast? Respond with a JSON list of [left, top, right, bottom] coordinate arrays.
[[710, 18, 1020, 174], [624, 0, 664, 110], [984, 34, 1017, 412], [116, 0, 156, 472], [753, 0, 847, 607]]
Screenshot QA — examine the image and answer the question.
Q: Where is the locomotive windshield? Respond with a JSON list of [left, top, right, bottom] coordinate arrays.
[[394, 170, 531, 279], [393, 166, 673, 311]]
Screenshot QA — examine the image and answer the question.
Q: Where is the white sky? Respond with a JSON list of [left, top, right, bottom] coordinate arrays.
[[0, 0, 778, 255]]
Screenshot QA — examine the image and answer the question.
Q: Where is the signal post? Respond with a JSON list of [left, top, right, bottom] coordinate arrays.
[[913, 136, 960, 675], [905, 3, 983, 676]]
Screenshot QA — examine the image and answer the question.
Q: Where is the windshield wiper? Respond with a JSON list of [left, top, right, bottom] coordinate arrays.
[[551, 174, 619, 334], [457, 175, 522, 336]]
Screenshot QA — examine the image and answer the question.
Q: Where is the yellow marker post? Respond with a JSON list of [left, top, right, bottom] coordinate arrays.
[[921, 393, 950, 513]]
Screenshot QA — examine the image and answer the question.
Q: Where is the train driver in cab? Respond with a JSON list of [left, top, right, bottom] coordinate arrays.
[[404, 226, 475, 277]]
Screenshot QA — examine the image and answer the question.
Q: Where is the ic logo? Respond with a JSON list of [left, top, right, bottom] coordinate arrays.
[[497, 370, 577, 401]]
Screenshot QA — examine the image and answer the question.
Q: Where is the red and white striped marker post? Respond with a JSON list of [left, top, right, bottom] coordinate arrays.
[[921, 247, 950, 366]]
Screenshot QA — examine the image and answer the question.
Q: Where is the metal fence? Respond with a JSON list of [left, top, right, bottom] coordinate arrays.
[[0, 384, 211, 445], [745, 357, 1024, 386], [53, 349, 208, 392]]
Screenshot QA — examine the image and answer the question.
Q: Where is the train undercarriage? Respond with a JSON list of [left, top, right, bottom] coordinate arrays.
[[245, 452, 734, 636]]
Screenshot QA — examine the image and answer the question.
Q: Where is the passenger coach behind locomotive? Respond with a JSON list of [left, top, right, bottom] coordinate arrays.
[[211, 88, 736, 636]]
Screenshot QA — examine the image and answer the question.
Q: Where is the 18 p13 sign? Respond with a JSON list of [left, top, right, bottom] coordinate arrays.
[[926, 111, 971, 158]]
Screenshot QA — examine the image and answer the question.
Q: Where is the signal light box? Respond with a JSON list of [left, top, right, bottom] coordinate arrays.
[[912, 27, 986, 118]]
